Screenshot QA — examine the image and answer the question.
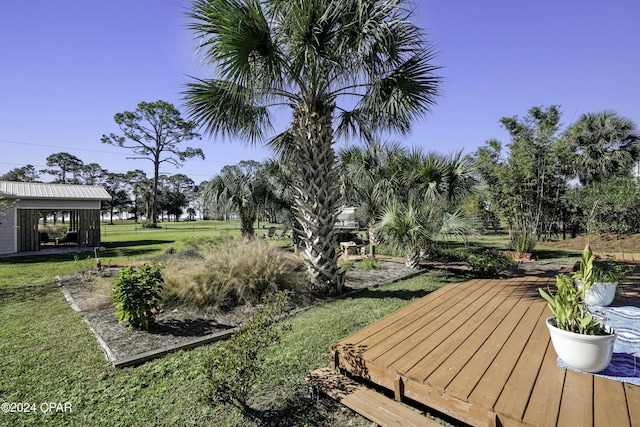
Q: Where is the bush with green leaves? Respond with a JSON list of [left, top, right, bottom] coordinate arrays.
[[467, 249, 516, 278], [567, 176, 640, 234], [358, 258, 383, 270], [541, 245, 608, 335], [509, 229, 537, 254], [141, 219, 161, 229], [112, 264, 164, 330], [203, 290, 292, 414]]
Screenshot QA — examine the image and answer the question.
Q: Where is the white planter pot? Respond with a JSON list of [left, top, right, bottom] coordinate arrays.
[[546, 317, 616, 373], [576, 281, 618, 306]]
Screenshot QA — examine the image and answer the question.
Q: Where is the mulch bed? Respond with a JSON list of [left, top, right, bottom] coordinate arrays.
[[59, 256, 577, 367], [59, 260, 426, 367]]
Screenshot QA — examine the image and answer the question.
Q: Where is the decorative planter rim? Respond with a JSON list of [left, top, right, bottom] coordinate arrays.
[[546, 317, 615, 339]]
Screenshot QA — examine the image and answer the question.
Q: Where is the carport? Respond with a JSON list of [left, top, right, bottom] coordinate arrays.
[[0, 181, 111, 255]]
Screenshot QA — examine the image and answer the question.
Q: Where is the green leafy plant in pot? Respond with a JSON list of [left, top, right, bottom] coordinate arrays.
[[539, 246, 616, 372], [574, 245, 630, 307]]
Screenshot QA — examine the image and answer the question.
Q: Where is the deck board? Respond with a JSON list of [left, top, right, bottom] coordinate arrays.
[[557, 371, 593, 426], [493, 308, 549, 423], [443, 293, 534, 401], [625, 383, 640, 426], [522, 339, 564, 427], [392, 281, 510, 380], [331, 271, 640, 426], [594, 375, 631, 427], [426, 281, 532, 389]]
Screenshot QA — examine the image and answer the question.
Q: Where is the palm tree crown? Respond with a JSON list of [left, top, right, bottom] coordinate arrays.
[[184, 0, 441, 294], [565, 110, 640, 185]]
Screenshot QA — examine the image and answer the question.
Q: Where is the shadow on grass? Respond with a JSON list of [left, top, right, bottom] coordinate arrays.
[[533, 247, 581, 260], [0, 281, 59, 306], [244, 384, 362, 427], [103, 239, 175, 248], [346, 286, 436, 301], [100, 240, 176, 259]]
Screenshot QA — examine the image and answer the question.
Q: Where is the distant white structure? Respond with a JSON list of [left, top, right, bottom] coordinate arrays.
[[335, 206, 359, 230], [0, 181, 111, 255]]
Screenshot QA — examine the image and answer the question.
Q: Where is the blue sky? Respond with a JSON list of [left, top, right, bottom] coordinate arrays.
[[1, 0, 638, 185]]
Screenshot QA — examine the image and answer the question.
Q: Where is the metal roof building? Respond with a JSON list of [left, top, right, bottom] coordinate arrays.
[[0, 181, 112, 200], [0, 182, 111, 255]]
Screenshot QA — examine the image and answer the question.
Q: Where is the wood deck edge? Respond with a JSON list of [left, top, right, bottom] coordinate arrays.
[[307, 368, 441, 427]]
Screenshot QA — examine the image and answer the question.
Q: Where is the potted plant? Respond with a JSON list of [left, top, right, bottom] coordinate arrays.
[[539, 264, 616, 373], [573, 245, 630, 307]]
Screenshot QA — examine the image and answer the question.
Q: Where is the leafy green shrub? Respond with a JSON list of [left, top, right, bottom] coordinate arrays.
[[203, 290, 292, 413], [141, 220, 160, 229], [567, 176, 640, 234], [358, 258, 383, 270], [112, 264, 164, 330], [162, 238, 305, 308], [337, 256, 354, 272], [509, 229, 537, 253], [467, 249, 516, 278], [424, 245, 468, 263]]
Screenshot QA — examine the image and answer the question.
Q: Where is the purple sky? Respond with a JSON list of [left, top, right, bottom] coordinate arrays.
[[1, 0, 638, 184]]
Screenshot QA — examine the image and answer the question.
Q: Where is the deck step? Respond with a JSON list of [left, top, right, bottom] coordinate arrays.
[[307, 368, 440, 427]]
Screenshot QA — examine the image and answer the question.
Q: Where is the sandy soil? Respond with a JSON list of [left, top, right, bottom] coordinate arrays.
[[540, 233, 640, 254]]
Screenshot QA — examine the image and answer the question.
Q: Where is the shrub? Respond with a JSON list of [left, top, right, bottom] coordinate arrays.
[[423, 245, 468, 263], [182, 235, 230, 250], [358, 258, 383, 270], [509, 229, 537, 253], [141, 220, 160, 229], [161, 238, 305, 309], [112, 264, 164, 330], [203, 290, 292, 414], [467, 249, 516, 279]]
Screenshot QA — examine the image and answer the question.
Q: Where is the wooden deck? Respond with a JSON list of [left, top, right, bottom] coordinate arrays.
[[329, 269, 640, 427]]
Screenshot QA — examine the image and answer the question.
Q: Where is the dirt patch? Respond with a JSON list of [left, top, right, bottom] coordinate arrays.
[[541, 233, 640, 255], [59, 260, 425, 366]]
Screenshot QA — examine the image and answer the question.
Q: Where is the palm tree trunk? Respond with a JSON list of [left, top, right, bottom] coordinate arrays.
[[367, 219, 378, 259], [239, 207, 255, 240], [405, 251, 420, 269], [291, 103, 342, 294]]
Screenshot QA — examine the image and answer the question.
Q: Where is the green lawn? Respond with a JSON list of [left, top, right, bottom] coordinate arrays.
[[0, 220, 459, 426]]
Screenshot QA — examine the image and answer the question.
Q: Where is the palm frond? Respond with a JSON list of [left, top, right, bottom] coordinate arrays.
[[439, 209, 474, 242], [189, 0, 282, 89], [359, 48, 442, 134], [182, 78, 272, 143], [265, 128, 296, 161]]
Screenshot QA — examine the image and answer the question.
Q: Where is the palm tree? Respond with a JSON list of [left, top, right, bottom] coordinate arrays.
[[375, 197, 436, 268], [403, 149, 476, 205], [564, 110, 640, 186], [184, 0, 441, 294], [339, 140, 406, 258], [373, 149, 476, 266], [204, 161, 271, 239], [262, 158, 296, 228]]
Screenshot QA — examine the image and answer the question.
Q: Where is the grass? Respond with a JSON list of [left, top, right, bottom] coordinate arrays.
[[0, 221, 584, 426], [0, 220, 459, 426]]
